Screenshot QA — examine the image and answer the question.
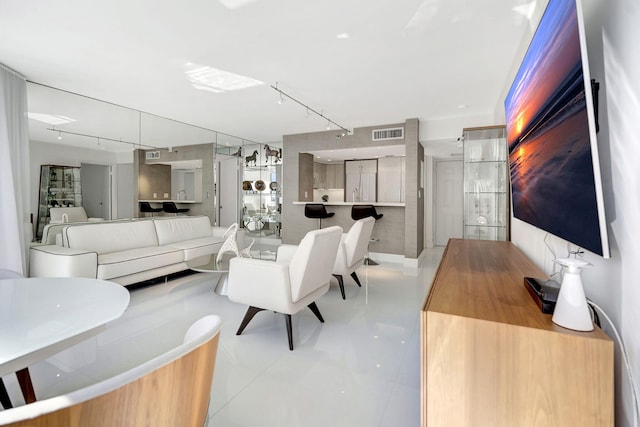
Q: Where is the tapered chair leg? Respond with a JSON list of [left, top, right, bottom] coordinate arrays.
[[307, 302, 325, 322], [285, 314, 294, 350], [0, 378, 12, 409], [16, 368, 36, 404], [332, 274, 346, 299], [236, 306, 265, 335], [350, 271, 362, 287]]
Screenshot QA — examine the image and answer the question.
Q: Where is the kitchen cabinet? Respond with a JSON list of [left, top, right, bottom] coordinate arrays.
[[325, 163, 344, 189], [313, 163, 344, 190]]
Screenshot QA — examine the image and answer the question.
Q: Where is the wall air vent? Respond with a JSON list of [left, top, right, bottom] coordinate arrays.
[[372, 127, 404, 141]]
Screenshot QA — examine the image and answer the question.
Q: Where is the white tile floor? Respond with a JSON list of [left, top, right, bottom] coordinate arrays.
[[2, 246, 444, 427]]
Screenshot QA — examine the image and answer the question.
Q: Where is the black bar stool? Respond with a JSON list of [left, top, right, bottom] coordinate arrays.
[[162, 201, 190, 215], [139, 201, 163, 217], [304, 203, 334, 229], [351, 204, 383, 265]]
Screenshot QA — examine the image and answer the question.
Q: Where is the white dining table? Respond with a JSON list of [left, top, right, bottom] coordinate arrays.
[[0, 277, 130, 403]]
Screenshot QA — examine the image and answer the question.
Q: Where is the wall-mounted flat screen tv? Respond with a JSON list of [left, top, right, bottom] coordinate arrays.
[[504, 0, 609, 257]]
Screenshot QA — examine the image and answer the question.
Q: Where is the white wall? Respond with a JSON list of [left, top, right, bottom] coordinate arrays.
[[496, 0, 640, 425]]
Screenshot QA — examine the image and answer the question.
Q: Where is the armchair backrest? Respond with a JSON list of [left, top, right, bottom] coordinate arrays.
[[288, 226, 342, 302], [342, 217, 375, 267], [49, 207, 88, 223], [0, 315, 222, 427]]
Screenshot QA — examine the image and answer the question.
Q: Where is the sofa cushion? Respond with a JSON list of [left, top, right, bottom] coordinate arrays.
[[154, 216, 213, 246], [166, 236, 224, 261], [97, 246, 184, 280], [64, 221, 158, 254]]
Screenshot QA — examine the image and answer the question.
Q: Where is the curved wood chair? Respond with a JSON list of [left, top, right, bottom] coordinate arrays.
[[0, 315, 222, 427]]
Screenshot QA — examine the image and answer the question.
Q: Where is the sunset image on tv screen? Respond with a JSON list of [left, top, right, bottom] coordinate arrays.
[[504, 0, 604, 255]]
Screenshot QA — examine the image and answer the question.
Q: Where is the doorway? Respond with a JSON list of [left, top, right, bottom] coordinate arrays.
[[217, 155, 240, 227], [434, 160, 463, 246], [81, 163, 111, 220]]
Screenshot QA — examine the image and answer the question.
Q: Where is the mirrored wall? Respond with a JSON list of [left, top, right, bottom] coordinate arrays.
[[27, 82, 282, 241]]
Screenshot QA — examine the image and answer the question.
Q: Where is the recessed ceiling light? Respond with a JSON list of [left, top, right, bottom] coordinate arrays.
[[28, 113, 76, 125], [512, 1, 537, 21], [218, 0, 258, 10], [457, 104, 468, 109], [336, 33, 350, 39], [184, 63, 264, 93]]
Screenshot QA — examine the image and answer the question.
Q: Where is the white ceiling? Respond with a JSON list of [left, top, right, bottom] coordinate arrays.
[[0, 0, 542, 153]]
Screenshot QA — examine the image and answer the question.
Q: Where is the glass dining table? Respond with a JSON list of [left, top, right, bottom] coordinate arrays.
[[0, 277, 130, 406], [187, 253, 235, 295]]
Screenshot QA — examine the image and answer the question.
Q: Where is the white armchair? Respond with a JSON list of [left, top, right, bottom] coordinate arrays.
[[332, 217, 375, 299], [49, 207, 103, 224], [228, 226, 342, 350]]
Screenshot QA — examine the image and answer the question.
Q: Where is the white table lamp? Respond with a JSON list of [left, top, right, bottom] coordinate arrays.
[[552, 258, 594, 331]]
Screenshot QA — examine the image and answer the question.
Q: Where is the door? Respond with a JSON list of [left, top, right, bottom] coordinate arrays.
[[81, 163, 111, 220], [435, 160, 463, 246], [218, 155, 240, 227]]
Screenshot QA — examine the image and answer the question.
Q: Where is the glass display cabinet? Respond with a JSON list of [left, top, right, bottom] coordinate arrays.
[[36, 164, 82, 240], [241, 142, 282, 240], [462, 126, 509, 241]]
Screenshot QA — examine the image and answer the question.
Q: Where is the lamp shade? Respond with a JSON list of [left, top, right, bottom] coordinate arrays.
[[552, 258, 594, 331]]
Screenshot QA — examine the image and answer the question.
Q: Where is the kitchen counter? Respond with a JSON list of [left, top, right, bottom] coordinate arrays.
[[287, 202, 405, 256], [293, 201, 404, 207], [139, 199, 200, 204]]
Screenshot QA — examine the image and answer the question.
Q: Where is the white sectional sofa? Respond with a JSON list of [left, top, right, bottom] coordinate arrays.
[[30, 216, 229, 286]]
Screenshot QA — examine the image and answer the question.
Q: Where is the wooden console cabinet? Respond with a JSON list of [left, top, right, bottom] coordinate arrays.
[[420, 239, 613, 426]]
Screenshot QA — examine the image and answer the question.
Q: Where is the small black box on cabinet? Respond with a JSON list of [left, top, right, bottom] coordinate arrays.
[[524, 277, 560, 314]]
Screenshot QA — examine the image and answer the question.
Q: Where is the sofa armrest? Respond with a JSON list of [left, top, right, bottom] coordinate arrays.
[[30, 245, 98, 279]]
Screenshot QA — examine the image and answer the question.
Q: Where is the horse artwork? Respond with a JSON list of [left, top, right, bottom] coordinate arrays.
[[264, 144, 281, 163], [231, 147, 242, 157], [245, 150, 259, 167]]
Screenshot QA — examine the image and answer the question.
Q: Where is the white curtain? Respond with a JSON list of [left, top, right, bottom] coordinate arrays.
[[0, 64, 30, 275]]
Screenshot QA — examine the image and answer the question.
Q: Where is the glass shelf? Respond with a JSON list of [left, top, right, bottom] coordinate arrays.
[[462, 127, 509, 241], [35, 165, 82, 240]]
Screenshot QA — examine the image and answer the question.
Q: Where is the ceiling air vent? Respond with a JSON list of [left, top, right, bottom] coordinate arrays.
[[372, 127, 404, 141]]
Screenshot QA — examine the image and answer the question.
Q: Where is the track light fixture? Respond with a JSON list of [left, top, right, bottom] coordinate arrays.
[[271, 82, 350, 134], [47, 127, 158, 150]]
